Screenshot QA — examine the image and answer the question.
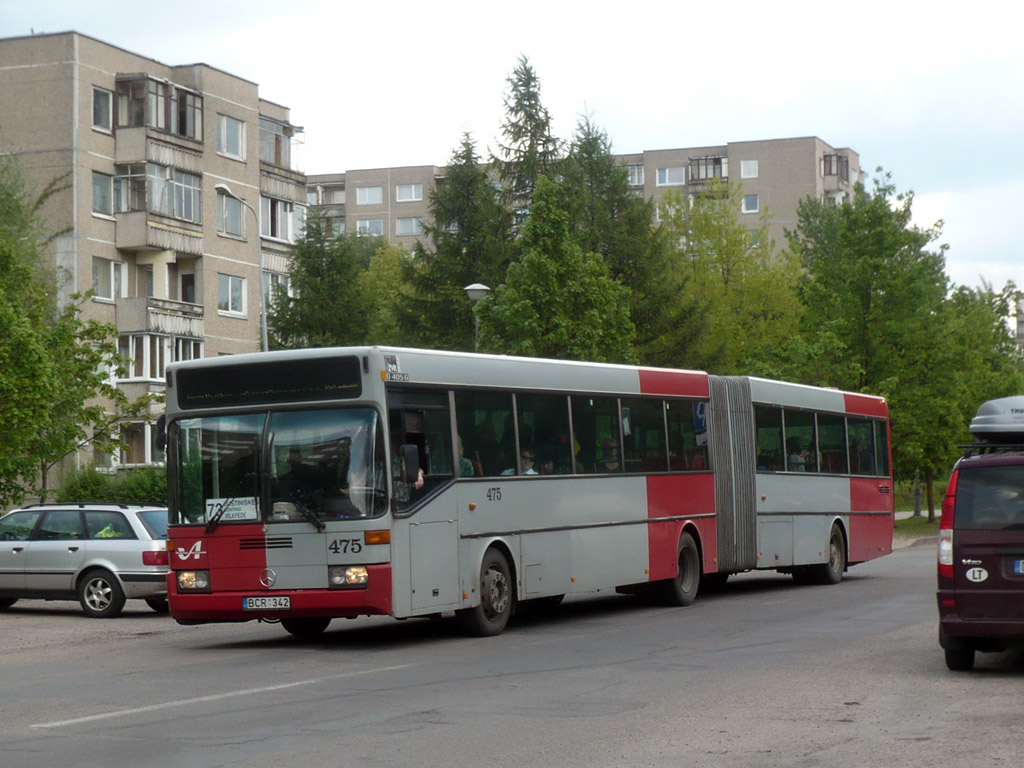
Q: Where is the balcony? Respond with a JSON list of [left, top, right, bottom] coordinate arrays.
[[115, 211, 203, 255], [116, 296, 204, 338]]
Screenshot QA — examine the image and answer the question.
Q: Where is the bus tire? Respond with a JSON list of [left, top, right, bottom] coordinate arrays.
[[457, 548, 513, 637], [281, 617, 331, 638], [812, 524, 846, 585], [657, 532, 700, 607]]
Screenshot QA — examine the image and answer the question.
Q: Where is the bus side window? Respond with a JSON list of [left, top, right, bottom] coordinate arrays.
[[387, 389, 454, 509], [571, 395, 619, 474], [516, 393, 573, 475], [454, 390, 515, 477], [669, 400, 710, 471]]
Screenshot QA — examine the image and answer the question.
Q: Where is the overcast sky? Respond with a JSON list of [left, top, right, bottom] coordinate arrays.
[[6, 0, 1022, 291]]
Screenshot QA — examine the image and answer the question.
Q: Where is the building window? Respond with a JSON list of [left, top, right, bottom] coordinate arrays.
[[261, 196, 300, 242], [116, 78, 166, 130], [217, 274, 245, 315], [260, 117, 293, 168], [121, 422, 149, 465], [741, 194, 759, 214], [396, 183, 423, 202], [396, 217, 423, 236], [92, 257, 124, 300], [171, 88, 202, 140], [626, 165, 645, 186], [689, 156, 728, 182], [822, 153, 849, 181], [143, 164, 201, 222], [327, 217, 345, 236], [113, 163, 146, 212], [656, 167, 686, 186], [356, 219, 384, 236], [218, 192, 243, 236], [357, 186, 383, 205], [92, 171, 113, 216], [180, 272, 196, 304], [174, 337, 203, 362], [117, 333, 166, 381], [263, 271, 291, 309], [741, 160, 759, 179], [92, 87, 112, 132], [217, 114, 246, 160]]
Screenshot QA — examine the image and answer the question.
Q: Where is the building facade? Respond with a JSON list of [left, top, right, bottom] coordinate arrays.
[[307, 137, 861, 253], [0, 31, 305, 472]]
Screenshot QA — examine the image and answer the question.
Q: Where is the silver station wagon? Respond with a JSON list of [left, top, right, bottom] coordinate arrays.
[[0, 503, 169, 618]]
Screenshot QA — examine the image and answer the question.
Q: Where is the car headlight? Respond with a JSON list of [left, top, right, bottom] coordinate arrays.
[[329, 565, 368, 588], [177, 570, 210, 592]]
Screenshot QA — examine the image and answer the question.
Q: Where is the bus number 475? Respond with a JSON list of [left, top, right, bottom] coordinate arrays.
[[328, 538, 362, 554]]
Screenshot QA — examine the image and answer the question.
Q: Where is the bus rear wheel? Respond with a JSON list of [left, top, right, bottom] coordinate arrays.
[[457, 549, 513, 637], [810, 524, 846, 585], [658, 532, 700, 607], [281, 617, 331, 638]]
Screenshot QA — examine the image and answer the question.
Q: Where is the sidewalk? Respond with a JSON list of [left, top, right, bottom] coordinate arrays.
[[893, 509, 937, 549]]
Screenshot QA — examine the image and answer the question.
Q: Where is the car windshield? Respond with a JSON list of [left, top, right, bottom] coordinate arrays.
[[955, 465, 1024, 530], [138, 509, 169, 539], [170, 408, 387, 526]]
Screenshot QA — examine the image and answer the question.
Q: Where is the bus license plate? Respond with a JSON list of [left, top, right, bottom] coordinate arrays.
[[243, 596, 290, 611], [1014, 560, 1024, 576]]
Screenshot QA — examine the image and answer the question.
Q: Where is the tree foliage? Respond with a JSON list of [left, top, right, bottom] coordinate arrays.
[[476, 176, 635, 362], [0, 156, 156, 505], [492, 55, 562, 213], [396, 134, 513, 349]]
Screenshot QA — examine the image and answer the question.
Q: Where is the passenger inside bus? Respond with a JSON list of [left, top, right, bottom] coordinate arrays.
[[787, 437, 806, 472], [597, 439, 621, 472]]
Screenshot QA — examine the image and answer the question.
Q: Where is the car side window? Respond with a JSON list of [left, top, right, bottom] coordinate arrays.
[[37, 510, 85, 541], [85, 511, 136, 539], [0, 511, 42, 541]]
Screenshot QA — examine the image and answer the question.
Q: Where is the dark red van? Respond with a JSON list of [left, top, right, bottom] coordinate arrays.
[[937, 396, 1024, 670]]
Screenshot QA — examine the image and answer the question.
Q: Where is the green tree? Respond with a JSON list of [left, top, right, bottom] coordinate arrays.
[[358, 244, 409, 346], [492, 55, 562, 214], [558, 117, 705, 367], [788, 171, 955, 510], [268, 211, 380, 348], [397, 134, 513, 349], [660, 178, 800, 373], [476, 176, 635, 362]]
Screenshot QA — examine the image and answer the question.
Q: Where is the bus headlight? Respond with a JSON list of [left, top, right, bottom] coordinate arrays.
[[329, 566, 368, 588], [178, 570, 210, 592]]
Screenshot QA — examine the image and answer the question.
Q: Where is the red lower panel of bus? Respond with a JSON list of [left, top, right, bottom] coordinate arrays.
[[646, 474, 717, 580], [847, 514, 893, 564], [168, 564, 393, 623]]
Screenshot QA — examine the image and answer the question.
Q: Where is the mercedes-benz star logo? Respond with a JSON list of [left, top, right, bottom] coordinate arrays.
[[259, 568, 277, 588]]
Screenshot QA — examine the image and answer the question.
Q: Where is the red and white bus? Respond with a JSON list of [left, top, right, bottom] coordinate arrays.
[[163, 346, 893, 637]]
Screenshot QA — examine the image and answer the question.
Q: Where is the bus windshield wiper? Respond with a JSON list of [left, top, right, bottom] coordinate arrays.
[[292, 497, 326, 532], [206, 497, 236, 533]]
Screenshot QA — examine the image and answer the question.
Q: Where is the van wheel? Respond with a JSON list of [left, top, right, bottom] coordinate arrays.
[[78, 569, 126, 618], [281, 618, 331, 638], [657, 532, 700, 606], [145, 598, 169, 613], [812, 525, 846, 585], [457, 549, 513, 637], [944, 646, 976, 671]]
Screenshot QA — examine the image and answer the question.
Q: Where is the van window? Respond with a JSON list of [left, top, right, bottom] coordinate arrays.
[[954, 465, 1024, 530]]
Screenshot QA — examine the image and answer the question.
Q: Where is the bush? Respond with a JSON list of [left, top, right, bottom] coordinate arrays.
[[56, 465, 167, 506]]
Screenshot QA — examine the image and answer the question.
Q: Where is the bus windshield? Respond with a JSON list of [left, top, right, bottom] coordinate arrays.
[[171, 408, 387, 526]]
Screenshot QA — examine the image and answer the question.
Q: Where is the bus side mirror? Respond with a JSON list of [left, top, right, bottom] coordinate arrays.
[[155, 414, 166, 452], [400, 444, 420, 484]]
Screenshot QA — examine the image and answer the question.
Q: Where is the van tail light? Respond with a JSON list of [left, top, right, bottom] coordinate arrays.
[[938, 469, 958, 580], [144, 550, 169, 566]]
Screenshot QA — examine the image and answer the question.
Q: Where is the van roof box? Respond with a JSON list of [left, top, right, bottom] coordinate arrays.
[[969, 396, 1024, 443]]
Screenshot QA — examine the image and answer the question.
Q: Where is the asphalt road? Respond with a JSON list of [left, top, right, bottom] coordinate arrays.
[[1, 539, 1020, 768]]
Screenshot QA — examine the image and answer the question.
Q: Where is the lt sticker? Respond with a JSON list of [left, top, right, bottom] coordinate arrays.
[[965, 567, 989, 583]]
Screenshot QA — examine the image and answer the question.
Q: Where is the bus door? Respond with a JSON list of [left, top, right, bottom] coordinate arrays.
[[386, 388, 460, 614]]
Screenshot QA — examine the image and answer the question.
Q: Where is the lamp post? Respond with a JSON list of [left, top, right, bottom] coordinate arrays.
[[463, 283, 490, 353], [215, 183, 267, 352]]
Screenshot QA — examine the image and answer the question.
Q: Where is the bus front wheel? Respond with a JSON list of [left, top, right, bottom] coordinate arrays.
[[658, 532, 700, 607], [281, 617, 331, 638], [457, 549, 513, 637]]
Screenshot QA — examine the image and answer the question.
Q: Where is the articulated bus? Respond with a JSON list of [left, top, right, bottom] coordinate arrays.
[[163, 346, 893, 637]]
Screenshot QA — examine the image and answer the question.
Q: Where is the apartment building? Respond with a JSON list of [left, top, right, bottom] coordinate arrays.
[[308, 137, 861, 253], [0, 31, 305, 471]]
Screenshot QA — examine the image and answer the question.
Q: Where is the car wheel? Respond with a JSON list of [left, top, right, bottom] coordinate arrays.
[[78, 569, 126, 618], [145, 598, 169, 614], [456, 548, 513, 637], [281, 618, 331, 638], [0, 598, 17, 609]]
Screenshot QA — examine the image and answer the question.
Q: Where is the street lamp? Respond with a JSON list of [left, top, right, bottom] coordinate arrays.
[[463, 283, 490, 353], [215, 183, 268, 352]]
